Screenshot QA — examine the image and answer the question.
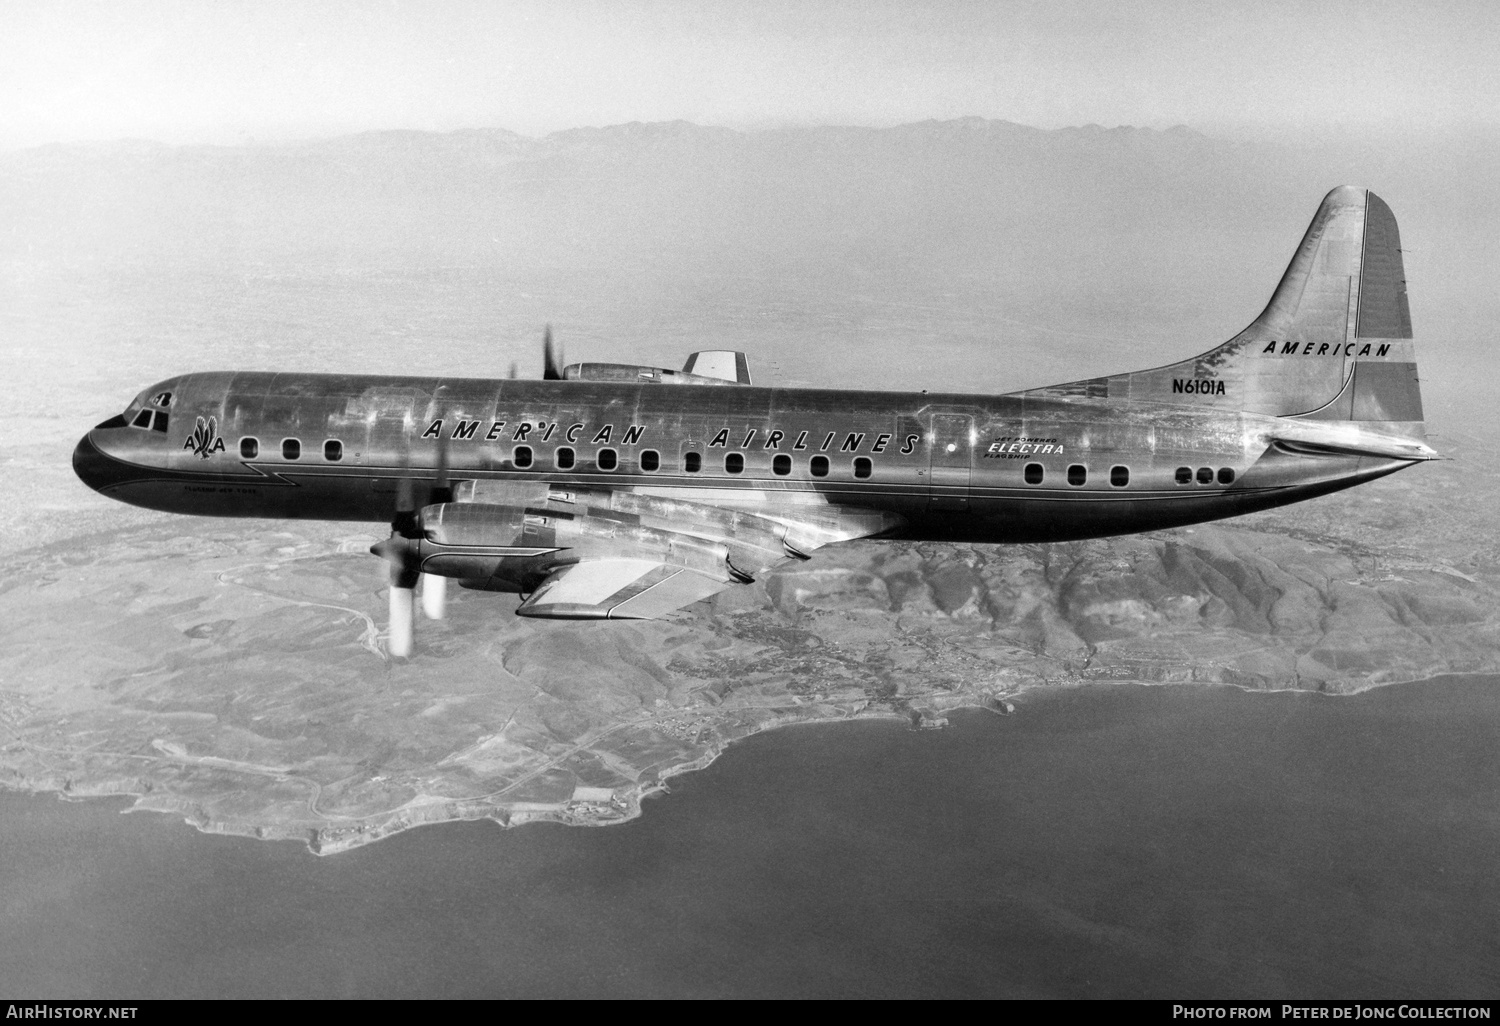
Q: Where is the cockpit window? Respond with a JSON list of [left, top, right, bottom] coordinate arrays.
[[131, 409, 153, 429], [94, 414, 129, 430], [151, 411, 169, 433], [150, 391, 173, 408]]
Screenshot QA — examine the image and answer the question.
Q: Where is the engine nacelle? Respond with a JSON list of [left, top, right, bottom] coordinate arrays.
[[372, 503, 560, 594], [561, 363, 738, 386], [561, 349, 752, 386], [377, 498, 747, 594]]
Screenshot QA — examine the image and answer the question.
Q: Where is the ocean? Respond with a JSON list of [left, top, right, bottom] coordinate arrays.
[[2, 677, 1497, 998]]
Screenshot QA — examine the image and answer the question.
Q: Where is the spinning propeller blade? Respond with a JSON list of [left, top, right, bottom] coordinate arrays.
[[388, 578, 415, 659], [379, 473, 420, 657], [542, 324, 564, 380], [420, 427, 451, 620], [421, 573, 447, 620], [372, 422, 452, 656]]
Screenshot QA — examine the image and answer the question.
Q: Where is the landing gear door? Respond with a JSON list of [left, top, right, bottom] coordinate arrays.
[[927, 413, 974, 511]]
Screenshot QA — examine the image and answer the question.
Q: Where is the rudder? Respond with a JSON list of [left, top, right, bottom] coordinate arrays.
[[1037, 187, 1424, 435]]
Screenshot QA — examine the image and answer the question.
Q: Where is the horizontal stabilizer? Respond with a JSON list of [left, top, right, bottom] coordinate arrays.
[[1270, 419, 1439, 461]]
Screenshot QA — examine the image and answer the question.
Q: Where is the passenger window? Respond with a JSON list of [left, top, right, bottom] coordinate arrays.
[[810, 455, 829, 478], [772, 454, 792, 476], [151, 411, 169, 433], [240, 437, 259, 459], [1218, 467, 1235, 485], [724, 453, 744, 474], [323, 439, 342, 462], [132, 409, 153, 429], [1067, 464, 1087, 486], [1024, 463, 1044, 485], [640, 449, 660, 472], [1196, 467, 1213, 484], [853, 457, 872, 479], [597, 448, 618, 471], [1175, 467, 1192, 485], [282, 438, 301, 460], [684, 451, 701, 473], [514, 445, 533, 469], [555, 447, 575, 470], [1110, 465, 1129, 487]]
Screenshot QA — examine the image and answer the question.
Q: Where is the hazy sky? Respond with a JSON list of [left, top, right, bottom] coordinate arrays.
[[4, 0, 1498, 148]]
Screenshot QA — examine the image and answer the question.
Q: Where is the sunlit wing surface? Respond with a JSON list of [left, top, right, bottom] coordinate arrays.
[[518, 558, 730, 620]]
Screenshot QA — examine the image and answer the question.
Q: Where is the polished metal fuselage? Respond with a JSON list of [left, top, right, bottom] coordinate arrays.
[[72, 370, 1415, 544]]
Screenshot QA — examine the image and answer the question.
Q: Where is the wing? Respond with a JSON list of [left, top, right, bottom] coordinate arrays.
[[441, 481, 906, 621], [517, 558, 731, 620]]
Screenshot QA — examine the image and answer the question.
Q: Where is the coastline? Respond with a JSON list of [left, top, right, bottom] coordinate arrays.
[[9, 669, 1497, 999], [8, 670, 1493, 856]]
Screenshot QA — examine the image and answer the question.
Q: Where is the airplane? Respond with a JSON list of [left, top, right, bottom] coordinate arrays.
[[73, 186, 1438, 657]]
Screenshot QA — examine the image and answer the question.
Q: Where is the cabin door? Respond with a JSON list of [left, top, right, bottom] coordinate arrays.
[[927, 413, 974, 511]]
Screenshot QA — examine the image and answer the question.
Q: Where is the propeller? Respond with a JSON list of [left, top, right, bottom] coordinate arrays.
[[381, 474, 421, 658], [388, 563, 416, 658], [542, 324, 564, 380], [419, 429, 452, 622], [371, 406, 455, 657]]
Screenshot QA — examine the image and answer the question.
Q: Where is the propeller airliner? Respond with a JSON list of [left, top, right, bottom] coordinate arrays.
[[74, 187, 1437, 656]]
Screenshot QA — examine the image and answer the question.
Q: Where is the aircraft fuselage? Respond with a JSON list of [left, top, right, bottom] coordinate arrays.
[[73, 370, 1413, 545]]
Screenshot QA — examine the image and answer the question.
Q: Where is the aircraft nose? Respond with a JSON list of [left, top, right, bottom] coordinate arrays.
[[73, 432, 116, 494]]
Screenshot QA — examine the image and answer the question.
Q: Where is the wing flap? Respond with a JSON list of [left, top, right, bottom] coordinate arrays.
[[516, 559, 730, 620], [608, 567, 731, 619]]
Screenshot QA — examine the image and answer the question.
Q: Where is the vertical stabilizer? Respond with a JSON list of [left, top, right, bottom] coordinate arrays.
[[1030, 187, 1424, 436]]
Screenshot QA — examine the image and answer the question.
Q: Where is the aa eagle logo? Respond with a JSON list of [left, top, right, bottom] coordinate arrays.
[[184, 415, 226, 459]]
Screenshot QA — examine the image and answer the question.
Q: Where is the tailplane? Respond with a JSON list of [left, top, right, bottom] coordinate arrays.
[[1029, 187, 1425, 438]]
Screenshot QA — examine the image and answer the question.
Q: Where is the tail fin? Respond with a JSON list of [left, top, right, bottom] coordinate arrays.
[[1038, 187, 1424, 436]]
